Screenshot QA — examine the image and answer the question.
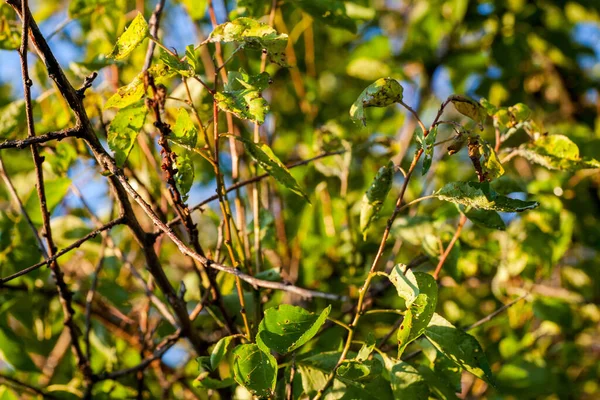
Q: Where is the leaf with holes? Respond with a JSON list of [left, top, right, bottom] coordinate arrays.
[[107, 12, 149, 60], [388, 264, 419, 307], [350, 78, 403, 126], [257, 304, 331, 354], [208, 18, 288, 65], [435, 182, 539, 212], [425, 313, 495, 385], [215, 71, 271, 124], [226, 134, 309, 201], [107, 101, 147, 167], [232, 344, 277, 398]]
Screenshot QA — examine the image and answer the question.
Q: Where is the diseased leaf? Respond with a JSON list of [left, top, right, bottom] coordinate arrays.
[[480, 141, 504, 180], [107, 12, 149, 60], [390, 361, 430, 400], [232, 344, 277, 398], [291, 0, 357, 33], [210, 335, 235, 371], [227, 134, 309, 201], [514, 134, 600, 171], [425, 313, 495, 385], [171, 108, 198, 147], [257, 304, 331, 354], [107, 101, 147, 167], [159, 50, 194, 77], [422, 126, 438, 175], [435, 182, 539, 212], [388, 264, 419, 307], [105, 64, 177, 109], [350, 78, 403, 126], [208, 18, 288, 65], [398, 272, 437, 358], [360, 161, 395, 237], [174, 153, 194, 202], [215, 71, 271, 124], [449, 95, 486, 127]]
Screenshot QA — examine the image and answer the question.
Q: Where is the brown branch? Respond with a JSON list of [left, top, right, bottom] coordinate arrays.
[[433, 214, 467, 280], [0, 127, 80, 149], [143, 0, 166, 72]]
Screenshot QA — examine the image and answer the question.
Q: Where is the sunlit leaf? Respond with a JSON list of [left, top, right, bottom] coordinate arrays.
[[215, 71, 271, 124], [107, 101, 147, 167], [435, 182, 539, 212], [480, 141, 504, 180], [514, 134, 600, 171], [449, 95, 486, 127], [337, 359, 383, 381], [360, 161, 395, 237], [422, 126, 438, 175], [0, 100, 25, 139], [226, 134, 309, 201], [388, 264, 419, 307], [174, 152, 194, 202], [257, 304, 331, 354], [105, 64, 177, 109], [171, 107, 198, 147], [425, 313, 495, 385], [232, 344, 277, 398], [208, 17, 288, 65], [210, 335, 235, 371], [107, 12, 149, 60], [159, 50, 194, 77], [350, 78, 403, 126]]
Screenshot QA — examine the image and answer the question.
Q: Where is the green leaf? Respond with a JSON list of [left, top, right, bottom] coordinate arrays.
[[174, 153, 194, 202], [0, 326, 38, 372], [514, 134, 600, 171], [194, 375, 235, 389], [171, 108, 198, 147], [46, 141, 77, 175], [232, 344, 277, 398], [181, 0, 207, 20], [159, 50, 194, 77], [422, 126, 438, 175], [227, 134, 309, 201], [360, 161, 395, 237], [397, 272, 437, 358], [107, 101, 147, 167], [24, 177, 71, 226], [425, 313, 495, 385], [388, 264, 419, 307], [480, 140, 504, 180], [208, 17, 288, 65], [107, 12, 149, 60], [390, 361, 430, 400], [215, 71, 271, 124], [417, 365, 461, 399], [0, 100, 25, 139], [356, 332, 376, 362], [105, 64, 177, 109], [435, 181, 539, 212], [463, 207, 506, 230], [290, 0, 357, 33], [257, 304, 331, 354], [350, 78, 404, 126], [337, 359, 383, 381], [449, 95, 486, 127], [210, 335, 235, 371], [185, 44, 199, 72]]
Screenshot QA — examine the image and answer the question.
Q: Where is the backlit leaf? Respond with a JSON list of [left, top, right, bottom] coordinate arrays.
[[350, 78, 403, 126], [107, 12, 149, 60], [107, 101, 147, 167], [388, 264, 419, 307], [210, 335, 235, 371], [514, 134, 600, 171], [171, 108, 198, 147], [105, 64, 177, 109], [435, 182, 539, 212], [215, 71, 271, 124], [232, 344, 277, 398], [174, 152, 194, 202], [449, 95, 486, 127]]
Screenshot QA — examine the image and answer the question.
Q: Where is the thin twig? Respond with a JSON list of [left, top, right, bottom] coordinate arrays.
[[0, 373, 58, 399], [433, 214, 467, 280]]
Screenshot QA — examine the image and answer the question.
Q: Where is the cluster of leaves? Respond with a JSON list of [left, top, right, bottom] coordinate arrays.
[[0, 0, 599, 399]]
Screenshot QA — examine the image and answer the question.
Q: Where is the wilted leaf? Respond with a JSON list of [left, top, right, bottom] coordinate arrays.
[[514, 134, 600, 171], [215, 71, 270, 124], [107, 12, 149, 60], [107, 101, 147, 167], [425, 313, 495, 385], [257, 304, 331, 354], [435, 182, 539, 212], [227, 134, 309, 201], [208, 18, 288, 65], [232, 344, 277, 398], [350, 78, 403, 126], [360, 161, 395, 237], [449, 95, 486, 127]]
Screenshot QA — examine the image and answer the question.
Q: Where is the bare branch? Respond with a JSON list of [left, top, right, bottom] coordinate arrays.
[[0, 127, 80, 149]]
